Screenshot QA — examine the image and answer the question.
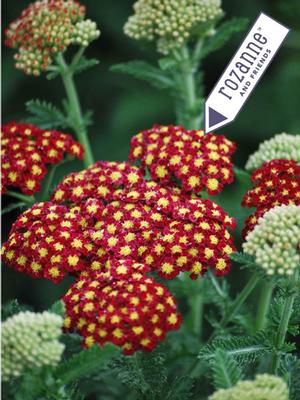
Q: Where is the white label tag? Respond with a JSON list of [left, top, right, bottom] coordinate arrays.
[[204, 13, 289, 133]]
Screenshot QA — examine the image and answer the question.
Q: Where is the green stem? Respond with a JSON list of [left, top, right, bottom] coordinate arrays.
[[179, 46, 202, 130], [210, 272, 260, 340], [56, 53, 94, 167], [270, 269, 299, 374], [40, 164, 58, 201], [1, 202, 27, 215], [189, 272, 260, 378], [255, 278, 274, 332], [6, 191, 35, 204], [192, 280, 204, 339]]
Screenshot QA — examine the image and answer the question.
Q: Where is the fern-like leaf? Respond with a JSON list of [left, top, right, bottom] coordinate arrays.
[[279, 354, 300, 400], [26, 99, 67, 129], [111, 348, 167, 397], [73, 56, 99, 75], [2, 299, 29, 321], [200, 18, 249, 60], [55, 344, 120, 385], [210, 350, 244, 389], [111, 60, 175, 89], [199, 332, 271, 366], [165, 376, 194, 400]]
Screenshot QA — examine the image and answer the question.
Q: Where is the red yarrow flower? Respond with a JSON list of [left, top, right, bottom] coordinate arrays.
[[53, 161, 236, 279], [129, 125, 236, 195], [62, 259, 182, 354], [242, 159, 300, 237], [1, 122, 84, 195], [1, 201, 95, 283]]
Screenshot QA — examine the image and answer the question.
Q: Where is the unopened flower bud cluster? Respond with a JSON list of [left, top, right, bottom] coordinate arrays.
[[2, 311, 64, 381], [209, 374, 289, 400], [243, 205, 300, 277], [73, 19, 100, 47], [5, 0, 100, 76], [124, 0, 223, 54], [246, 133, 300, 171]]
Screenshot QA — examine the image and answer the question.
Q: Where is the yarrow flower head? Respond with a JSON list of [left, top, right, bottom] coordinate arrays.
[[243, 205, 300, 277], [242, 159, 300, 236], [2, 311, 64, 381], [52, 160, 236, 280], [209, 374, 289, 400], [1, 201, 96, 283], [1, 122, 84, 195], [246, 132, 300, 171], [5, 0, 100, 76], [124, 0, 223, 54], [63, 259, 181, 354], [129, 125, 236, 195], [3, 161, 236, 282]]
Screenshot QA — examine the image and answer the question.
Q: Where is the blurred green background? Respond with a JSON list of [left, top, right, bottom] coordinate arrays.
[[2, 0, 300, 309]]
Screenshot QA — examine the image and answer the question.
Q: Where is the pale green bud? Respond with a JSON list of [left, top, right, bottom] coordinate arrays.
[[73, 19, 100, 47], [2, 311, 64, 381], [124, 0, 223, 54], [246, 133, 300, 171], [209, 374, 289, 400], [243, 205, 300, 277]]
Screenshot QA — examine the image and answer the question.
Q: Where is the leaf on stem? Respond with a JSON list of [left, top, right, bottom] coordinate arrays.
[[234, 166, 251, 187], [1, 202, 27, 215], [111, 60, 175, 89], [279, 354, 300, 400], [111, 348, 168, 397], [200, 18, 249, 61], [199, 332, 271, 366], [26, 99, 67, 129], [2, 299, 30, 321], [73, 56, 99, 75], [55, 344, 120, 385], [210, 349, 244, 389]]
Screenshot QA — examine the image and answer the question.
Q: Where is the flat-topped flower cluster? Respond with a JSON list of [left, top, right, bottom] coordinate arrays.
[[124, 0, 223, 54], [1, 122, 83, 195], [129, 125, 236, 195]]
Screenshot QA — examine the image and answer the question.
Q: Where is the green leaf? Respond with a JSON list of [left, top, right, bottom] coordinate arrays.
[[15, 373, 45, 400], [199, 332, 271, 366], [200, 18, 249, 60], [2, 300, 29, 321], [26, 99, 67, 129], [230, 252, 256, 267], [50, 300, 65, 317], [1, 202, 27, 215], [73, 56, 99, 75], [55, 345, 120, 385], [158, 57, 177, 71], [210, 350, 244, 389], [234, 166, 251, 187], [111, 348, 168, 397], [165, 376, 194, 400], [279, 354, 300, 400], [111, 60, 175, 89]]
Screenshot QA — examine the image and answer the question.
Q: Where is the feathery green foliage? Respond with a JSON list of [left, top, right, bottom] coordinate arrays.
[[210, 350, 244, 389]]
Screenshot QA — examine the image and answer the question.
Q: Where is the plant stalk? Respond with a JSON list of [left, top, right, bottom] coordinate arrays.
[[179, 46, 202, 130], [255, 278, 274, 332], [189, 272, 260, 378], [270, 269, 299, 374], [210, 272, 260, 340], [56, 53, 94, 167], [40, 164, 58, 201], [6, 191, 35, 204]]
